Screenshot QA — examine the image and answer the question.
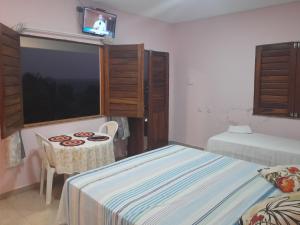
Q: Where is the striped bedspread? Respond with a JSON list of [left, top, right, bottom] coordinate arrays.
[[56, 145, 280, 225]]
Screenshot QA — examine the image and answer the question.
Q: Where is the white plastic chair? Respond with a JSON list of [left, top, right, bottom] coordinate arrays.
[[98, 121, 118, 139], [35, 132, 56, 205]]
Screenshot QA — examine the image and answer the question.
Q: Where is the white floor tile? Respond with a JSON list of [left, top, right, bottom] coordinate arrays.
[[0, 189, 59, 225]]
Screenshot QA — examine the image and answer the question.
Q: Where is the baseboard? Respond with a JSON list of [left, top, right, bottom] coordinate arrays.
[[0, 182, 40, 200], [168, 141, 204, 150]]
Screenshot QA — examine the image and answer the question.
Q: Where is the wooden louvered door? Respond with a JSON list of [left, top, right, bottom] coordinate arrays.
[[295, 42, 300, 118], [254, 42, 297, 117], [102, 44, 144, 117], [147, 51, 169, 150], [0, 23, 23, 139]]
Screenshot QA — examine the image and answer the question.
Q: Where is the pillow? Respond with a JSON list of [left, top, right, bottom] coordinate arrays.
[[227, 125, 252, 134], [259, 166, 300, 192], [240, 192, 300, 225]]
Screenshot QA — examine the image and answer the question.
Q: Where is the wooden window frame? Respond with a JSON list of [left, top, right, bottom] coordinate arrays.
[[0, 23, 24, 138], [101, 44, 145, 118], [253, 42, 299, 119], [19, 35, 105, 127]]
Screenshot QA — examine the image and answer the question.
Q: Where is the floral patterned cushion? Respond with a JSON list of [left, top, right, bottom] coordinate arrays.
[[240, 192, 300, 225], [258, 166, 300, 192]]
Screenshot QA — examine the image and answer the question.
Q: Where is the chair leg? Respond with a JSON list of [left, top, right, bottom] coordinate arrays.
[[40, 163, 45, 196], [46, 168, 55, 205]]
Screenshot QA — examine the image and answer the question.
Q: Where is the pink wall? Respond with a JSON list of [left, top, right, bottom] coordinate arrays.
[[0, 0, 174, 195], [2, 0, 300, 195], [172, 2, 300, 148]]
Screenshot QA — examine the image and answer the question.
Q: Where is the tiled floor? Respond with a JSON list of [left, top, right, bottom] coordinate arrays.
[[0, 189, 59, 225]]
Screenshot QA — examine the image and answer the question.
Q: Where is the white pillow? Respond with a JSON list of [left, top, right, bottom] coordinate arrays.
[[227, 125, 252, 134]]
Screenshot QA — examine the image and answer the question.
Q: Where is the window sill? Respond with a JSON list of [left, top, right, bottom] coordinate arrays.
[[23, 114, 105, 129], [252, 113, 300, 120]]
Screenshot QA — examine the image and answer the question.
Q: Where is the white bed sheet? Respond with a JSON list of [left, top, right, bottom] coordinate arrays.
[[206, 132, 300, 166], [56, 145, 279, 225]]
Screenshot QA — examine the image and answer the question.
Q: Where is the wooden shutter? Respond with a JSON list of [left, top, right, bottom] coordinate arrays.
[[295, 42, 300, 118], [148, 51, 169, 149], [254, 42, 297, 117], [0, 23, 23, 139], [102, 44, 144, 117]]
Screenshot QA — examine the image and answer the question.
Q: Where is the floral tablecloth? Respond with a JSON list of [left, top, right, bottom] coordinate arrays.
[[48, 132, 115, 174]]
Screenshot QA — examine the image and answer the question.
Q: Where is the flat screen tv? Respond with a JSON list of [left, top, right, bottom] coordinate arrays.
[[82, 8, 117, 38]]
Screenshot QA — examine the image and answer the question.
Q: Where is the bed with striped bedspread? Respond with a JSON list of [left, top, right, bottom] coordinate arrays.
[[56, 145, 281, 225]]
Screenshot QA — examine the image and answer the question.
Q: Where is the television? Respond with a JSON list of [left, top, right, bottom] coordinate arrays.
[[82, 8, 117, 38]]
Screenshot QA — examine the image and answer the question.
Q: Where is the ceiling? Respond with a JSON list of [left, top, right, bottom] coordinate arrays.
[[92, 0, 299, 23]]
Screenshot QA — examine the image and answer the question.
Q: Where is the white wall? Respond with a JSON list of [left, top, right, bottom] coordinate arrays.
[[0, 0, 174, 194], [172, 2, 300, 148]]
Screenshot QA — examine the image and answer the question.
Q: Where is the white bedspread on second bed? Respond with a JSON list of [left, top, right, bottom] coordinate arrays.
[[207, 132, 300, 166]]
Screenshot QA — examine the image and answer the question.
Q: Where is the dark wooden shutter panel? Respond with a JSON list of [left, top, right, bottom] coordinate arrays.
[[148, 51, 169, 149], [295, 42, 300, 118], [0, 23, 23, 139], [254, 42, 297, 117], [102, 44, 144, 117]]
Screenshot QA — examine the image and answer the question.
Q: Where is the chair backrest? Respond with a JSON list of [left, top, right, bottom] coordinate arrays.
[[98, 121, 118, 139], [35, 132, 56, 167]]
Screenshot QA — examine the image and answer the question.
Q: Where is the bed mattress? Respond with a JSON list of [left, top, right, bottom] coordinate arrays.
[[207, 132, 300, 166], [57, 145, 280, 225]]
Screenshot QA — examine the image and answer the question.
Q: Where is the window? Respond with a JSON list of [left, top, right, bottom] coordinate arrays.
[[253, 42, 300, 118], [20, 36, 100, 124]]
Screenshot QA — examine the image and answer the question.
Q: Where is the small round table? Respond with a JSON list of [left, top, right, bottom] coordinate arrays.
[[48, 132, 115, 174]]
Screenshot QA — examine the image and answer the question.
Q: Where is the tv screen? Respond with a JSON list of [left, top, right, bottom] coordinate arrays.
[[82, 8, 117, 38]]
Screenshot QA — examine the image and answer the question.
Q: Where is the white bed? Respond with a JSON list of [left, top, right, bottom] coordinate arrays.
[[57, 145, 279, 225], [206, 132, 300, 166]]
